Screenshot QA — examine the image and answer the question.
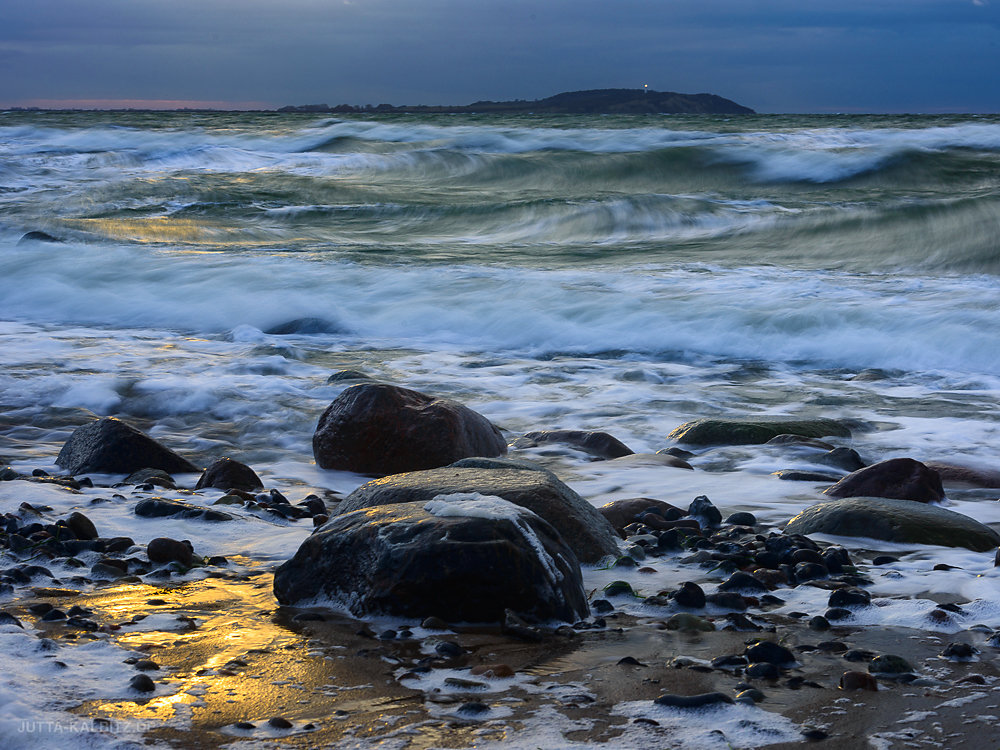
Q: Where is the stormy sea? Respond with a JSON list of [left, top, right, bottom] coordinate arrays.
[[1, 110, 1000, 749]]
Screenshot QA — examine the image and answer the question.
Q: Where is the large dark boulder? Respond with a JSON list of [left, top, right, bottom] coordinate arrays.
[[783, 496, 1000, 551], [823, 458, 944, 503], [669, 417, 852, 446], [519, 430, 633, 460], [312, 384, 506, 475], [56, 417, 199, 476], [273, 499, 589, 623], [195, 457, 264, 492], [335, 466, 619, 563]]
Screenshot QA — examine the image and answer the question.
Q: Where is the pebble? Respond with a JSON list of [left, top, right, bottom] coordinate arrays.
[[940, 642, 976, 660], [670, 581, 706, 608], [435, 641, 463, 658], [868, 654, 914, 675], [654, 692, 733, 708], [744, 640, 796, 666], [828, 587, 871, 608], [129, 674, 156, 692], [267, 717, 293, 729], [745, 662, 781, 679], [457, 701, 490, 715], [839, 670, 878, 691]]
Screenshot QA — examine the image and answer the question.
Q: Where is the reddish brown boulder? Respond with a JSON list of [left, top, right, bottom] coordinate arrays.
[[822, 458, 944, 504], [312, 384, 506, 476]]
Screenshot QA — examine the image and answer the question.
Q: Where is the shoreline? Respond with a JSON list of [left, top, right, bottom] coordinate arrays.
[[2, 438, 1000, 749]]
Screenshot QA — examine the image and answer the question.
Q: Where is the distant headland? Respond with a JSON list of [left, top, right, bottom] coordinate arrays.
[[277, 88, 755, 115]]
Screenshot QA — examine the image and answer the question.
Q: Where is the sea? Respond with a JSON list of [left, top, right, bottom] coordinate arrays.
[[2, 111, 998, 490], [2, 110, 1000, 747]]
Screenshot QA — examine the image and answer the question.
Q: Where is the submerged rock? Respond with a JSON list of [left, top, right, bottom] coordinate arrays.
[[312, 384, 506, 475], [264, 317, 345, 335], [519, 429, 633, 459], [18, 231, 62, 244], [335, 466, 619, 563], [924, 461, 1000, 489], [783, 496, 1000, 551], [273, 498, 588, 623], [823, 458, 944, 503], [598, 498, 684, 536], [56, 417, 199, 476], [668, 417, 853, 446], [134, 497, 233, 522], [195, 457, 264, 492]]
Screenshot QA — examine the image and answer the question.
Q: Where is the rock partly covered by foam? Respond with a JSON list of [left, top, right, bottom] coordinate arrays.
[[669, 417, 853, 446], [312, 384, 506, 475], [823, 458, 944, 504], [518, 430, 633, 459], [195, 457, 264, 492], [273, 497, 588, 623], [783, 496, 1000, 551], [56, 417, 199, 476], [335, 465, 619, 563]]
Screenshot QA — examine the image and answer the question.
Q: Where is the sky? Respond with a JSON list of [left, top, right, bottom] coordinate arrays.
[[1, 0, 998, 113]]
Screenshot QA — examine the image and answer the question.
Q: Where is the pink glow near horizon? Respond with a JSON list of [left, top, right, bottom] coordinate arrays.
[[10, 98, 274, 110]]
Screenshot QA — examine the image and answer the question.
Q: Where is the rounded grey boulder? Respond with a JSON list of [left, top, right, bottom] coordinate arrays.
[[784, 496, 1000, 551], [273, 499, 589, 624], [335, 466, 619, 563]]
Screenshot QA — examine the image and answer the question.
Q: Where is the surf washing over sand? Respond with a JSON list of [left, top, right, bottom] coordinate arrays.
[[1, 110, 1000, 749]]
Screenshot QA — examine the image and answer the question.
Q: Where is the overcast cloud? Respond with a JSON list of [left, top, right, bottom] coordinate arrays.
[[1, 0, 998, 112]]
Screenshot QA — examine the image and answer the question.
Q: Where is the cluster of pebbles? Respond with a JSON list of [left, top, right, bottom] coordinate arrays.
[[585, 495, 999, 711], [0, 459, 336, 699]]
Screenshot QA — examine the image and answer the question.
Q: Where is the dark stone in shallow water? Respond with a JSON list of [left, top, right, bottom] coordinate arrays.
[[784, 496, 1000, 551], [668, 417, 853, 446], [744, 640, 796, 666], [521, 429, 634, 459], [147, 537, 194, 566], [18, 231, 62, 244], [653, 692, 734, 708], [264, 317, 345, 335], [66, 511, 98, 540], [823, 457, 944, 503], [772, 469, 844, 483], [273, 499, 588, 623], [195, 457, 263, 492], [598, 498, 684, 536], [56, 417, 199, 476], [134, 497, 232, 522]]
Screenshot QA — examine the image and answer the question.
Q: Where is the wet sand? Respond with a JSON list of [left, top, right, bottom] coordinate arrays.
[[7, 570, 994, 749]]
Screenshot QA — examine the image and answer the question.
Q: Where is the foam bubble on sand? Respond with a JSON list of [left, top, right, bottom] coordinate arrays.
[[0, 622, 174, 749]]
